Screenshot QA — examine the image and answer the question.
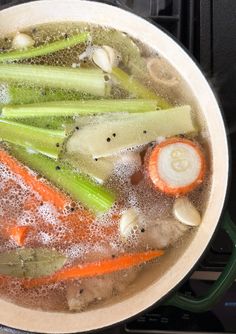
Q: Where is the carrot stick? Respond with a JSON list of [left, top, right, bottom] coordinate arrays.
[[24, 250, 164, 288], [8, 226, 30, 246], [0, 149, 68, 209]]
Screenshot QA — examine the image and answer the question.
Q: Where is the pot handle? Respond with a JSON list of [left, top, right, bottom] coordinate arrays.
[[165, 212, 236, 312]]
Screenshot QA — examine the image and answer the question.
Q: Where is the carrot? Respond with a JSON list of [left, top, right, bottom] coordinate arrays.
[[8, 226, 30, 246], [24, 249, 164, 288], [0, 149, 68, 209], [146, 137, 206, 196]]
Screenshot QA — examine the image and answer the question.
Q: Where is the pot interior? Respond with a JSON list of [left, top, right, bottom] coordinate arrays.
[[0, 1, 228, 333]]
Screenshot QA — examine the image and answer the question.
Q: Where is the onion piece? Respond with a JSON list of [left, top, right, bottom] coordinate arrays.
[[146, 57, 179, 87], [173, 197, 201, 226], [11, 32, 35, 50]]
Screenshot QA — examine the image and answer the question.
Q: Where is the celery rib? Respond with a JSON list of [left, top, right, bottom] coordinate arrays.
[[0, 32, 89, 62], [0, 120, 65, 158], [112, 67, 171, 109], [0, 64, 106, 96], [1, 99, 157, 119], [6, 86, 95, 105], [10, 145, 116, 215]]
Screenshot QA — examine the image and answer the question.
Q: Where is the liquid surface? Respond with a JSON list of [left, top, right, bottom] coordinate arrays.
[[0, 23, 211, 312]]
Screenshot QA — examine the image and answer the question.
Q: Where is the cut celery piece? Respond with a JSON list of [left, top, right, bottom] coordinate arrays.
[[67, 105, 195, 158], [20, 116, 70, 130], [65, 152, 115, 184], [0, 119, 65, 158], [5, 86, 94, 105], [112, 67, 171, 109], [10, 145, 116, 215], [0, 32, 89, 62], [1, 99, 157, 119], [0, 64, 107, 96]]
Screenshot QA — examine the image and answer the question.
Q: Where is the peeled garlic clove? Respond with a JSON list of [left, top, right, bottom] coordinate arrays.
[[102, 45, 121, 67], [92, 47, 112, 73], [173, 197, 201, 226], [12, 32, 35, 50], [119, 208, 139, 239]]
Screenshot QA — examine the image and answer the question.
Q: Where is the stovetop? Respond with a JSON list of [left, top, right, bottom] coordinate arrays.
[[0, 0, 235, 333]]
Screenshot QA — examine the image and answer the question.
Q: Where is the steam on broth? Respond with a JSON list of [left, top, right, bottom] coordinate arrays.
[[0, 23, 211, 312]]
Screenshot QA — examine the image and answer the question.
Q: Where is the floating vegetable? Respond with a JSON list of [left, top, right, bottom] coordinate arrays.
[[0, 84, 95, 106], [24, 250, 164, 288], [92, 45, 120, 73], [146, 137, 206, 196], [8, 226, 30, 246], [112, 67, 171, 109], [11, 32, 35, 50], [67, 106, 195, 158], [119, 208, 139, 239], [146, 57, 179, 87], [0, 32, 89, 62], [1, 99, 157, 119], [0, 149, 69, 210], [0, 64, 108, 96], [10, 145, 116, 215], [0, 248, 66, 278], [173, 197, 201, 226], [0, 119, 65, 158], [65, 152, 115, 184]]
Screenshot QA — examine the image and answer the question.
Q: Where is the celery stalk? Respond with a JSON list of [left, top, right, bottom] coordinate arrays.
[[10, 145, 116, 215], [19, 117, 70, 130], [6, 86, 94, 105], [1, 99, 157, 119], [0, 64, 107, 96], [112, 67, 171, 109], [0, 120, 65, 158], [0, 32, 89, 62], [0, 84, 96, 106]]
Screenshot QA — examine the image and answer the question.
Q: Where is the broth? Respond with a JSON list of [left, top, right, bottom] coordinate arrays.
[[0, 23, 211, 312]]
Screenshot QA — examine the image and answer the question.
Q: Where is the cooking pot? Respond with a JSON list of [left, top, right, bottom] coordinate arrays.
[[0, 1, 236, 333]]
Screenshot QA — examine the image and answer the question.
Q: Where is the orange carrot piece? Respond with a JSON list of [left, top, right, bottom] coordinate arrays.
[[24, 249, 164, 288], [0, 149, 68, 209], [146, 137, 206, 196], [8, 226, 30, 246]]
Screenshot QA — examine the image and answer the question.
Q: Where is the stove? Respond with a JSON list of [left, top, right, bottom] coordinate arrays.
[[0, 0, 236, 333]]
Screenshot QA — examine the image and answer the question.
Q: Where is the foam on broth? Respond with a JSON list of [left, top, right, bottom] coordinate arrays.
[[0, 23, 212, 312]]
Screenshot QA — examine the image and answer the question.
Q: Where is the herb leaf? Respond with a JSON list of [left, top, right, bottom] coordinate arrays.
[[0, 248, 67, 278]]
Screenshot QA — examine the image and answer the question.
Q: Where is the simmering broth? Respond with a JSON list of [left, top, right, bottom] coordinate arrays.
[[0, 23, 211, 312]]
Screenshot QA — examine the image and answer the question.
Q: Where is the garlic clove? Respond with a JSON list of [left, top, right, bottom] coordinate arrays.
[[173, 197, 201, 226], [119, 208, 139, 239], [102, 45, 121, 67], [12, 32, 35, 50], [92, 47, 112, 73]]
